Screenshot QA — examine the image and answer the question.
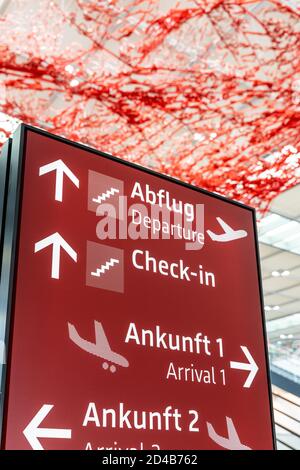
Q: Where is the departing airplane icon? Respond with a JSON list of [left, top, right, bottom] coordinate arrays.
[[207, 217, 248, 242], [68, 320, 129, 373], [207, 417, 251, 450]]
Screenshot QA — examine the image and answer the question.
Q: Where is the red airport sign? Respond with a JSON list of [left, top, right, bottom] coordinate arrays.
[[0, 125, 275, 449]]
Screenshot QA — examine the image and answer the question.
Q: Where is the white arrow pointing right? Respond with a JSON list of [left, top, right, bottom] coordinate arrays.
[[230, 346, 259, 388], [34, 233, 77, 279], [23, 404, 72, 450]]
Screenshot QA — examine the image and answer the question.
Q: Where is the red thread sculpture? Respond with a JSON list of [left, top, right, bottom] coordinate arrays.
[[0, 0, 299, 212]]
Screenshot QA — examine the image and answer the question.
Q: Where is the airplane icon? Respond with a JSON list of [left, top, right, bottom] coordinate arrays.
[[207, 417, 251, 450], [68, 320, 129, 373], [207, 217, 248, 242]]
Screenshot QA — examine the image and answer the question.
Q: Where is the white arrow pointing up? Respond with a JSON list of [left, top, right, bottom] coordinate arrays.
[[230, 346, 259, 388], [34, 233, 77, 279], [23, 404, 72, 450], [39, 159, 79, 202]]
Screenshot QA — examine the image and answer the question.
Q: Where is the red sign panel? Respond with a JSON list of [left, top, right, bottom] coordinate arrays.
[[1, 126, 275, 449]]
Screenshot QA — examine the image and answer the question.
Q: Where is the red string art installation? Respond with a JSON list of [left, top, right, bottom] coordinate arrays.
[[0, 0, 299, 213]]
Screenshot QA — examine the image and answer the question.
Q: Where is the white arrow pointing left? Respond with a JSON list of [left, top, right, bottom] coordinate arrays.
[[230, 346, 259, 388], [23, 404, 72, 450], [34, 233, 77, 279], [39, 159, 79, 202]]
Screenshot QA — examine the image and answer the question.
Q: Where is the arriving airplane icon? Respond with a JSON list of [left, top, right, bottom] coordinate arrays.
[[207, 217, 248, 242], [207, 417, 251, 450], [68, 320, 129, 373]]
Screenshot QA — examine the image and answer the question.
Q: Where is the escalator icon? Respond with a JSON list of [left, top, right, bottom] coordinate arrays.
[[68, 320, 129, 373]]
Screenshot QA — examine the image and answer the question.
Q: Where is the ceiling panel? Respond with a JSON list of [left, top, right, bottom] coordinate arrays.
[[262, 277, 298, 294], [261, 269, 270, 280], [259, 243, 279, 259], [288, 266, 300, 279], [268, 323, 300, 338], [261, 251, 300, 271], [280, 285, 300, 300], [270, 185, 300, 219], [274, 300, 300, 316], [265, 307, 300, 321], [264, 293, 293, 306], [266, 310, 286, 321]]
